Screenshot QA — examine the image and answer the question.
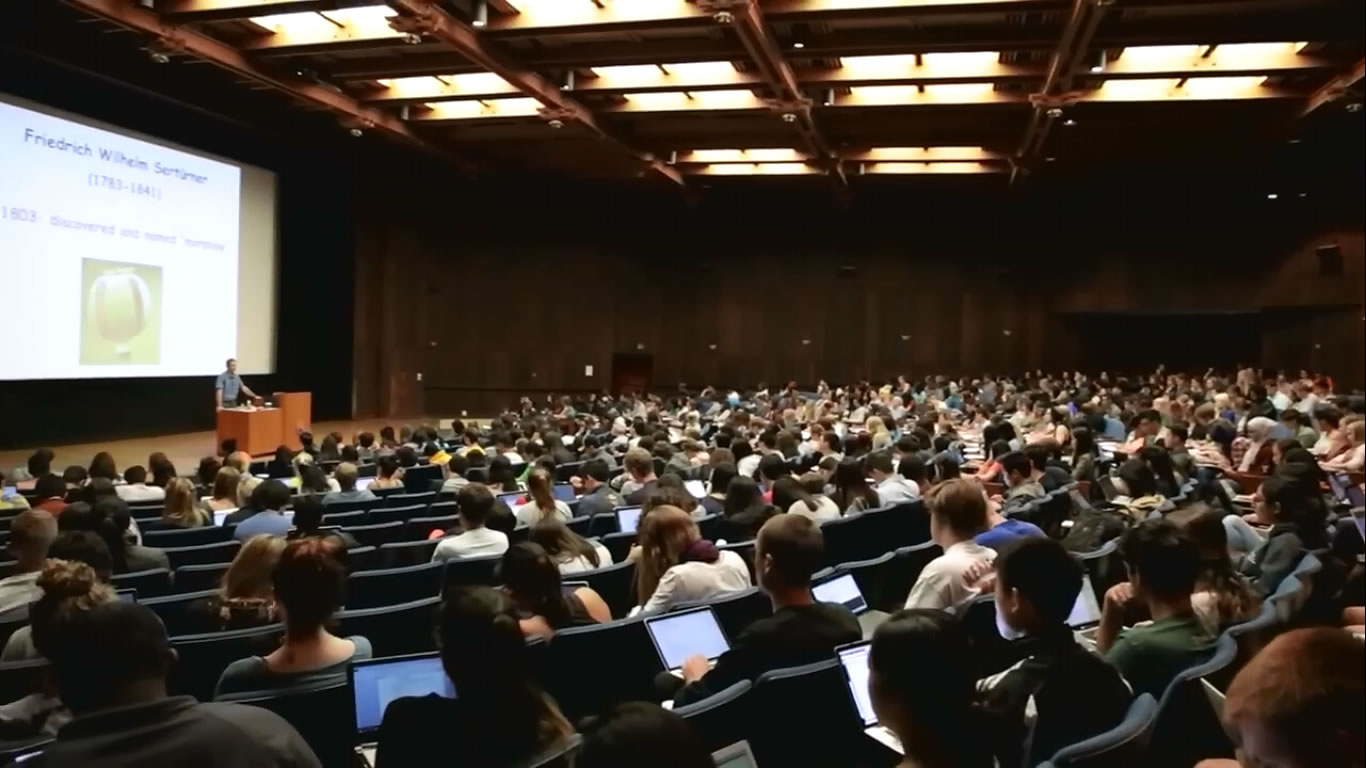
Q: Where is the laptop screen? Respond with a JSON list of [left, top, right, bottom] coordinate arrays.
[[685, 480, 707, 499], [837, 642, 877, 727], [213, 508, 235, 527], [355, 476, 377, 493], [351, 654, 454, 735], [1067, 575, 1102, 629], [813, 573, 868, 615], [645, 607, 729, 671], [711, 741, 758, 768], [615, 506, 644, 535], [496, 492, 525, 509], [553, 483, 576, 502], [116, 589, 137, 603]]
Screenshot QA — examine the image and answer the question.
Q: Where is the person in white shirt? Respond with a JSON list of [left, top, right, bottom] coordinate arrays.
[[779, 474, 842, 523], [868, 452, 919, 506], [514, 468, 573, 527], [432, 485, 509, 563], [528, 518, 613, 575], [494, 432, 524, 466], [115, 466, 166, 503], [904, 479, 996, 612], [0, 509, 57, 616], [634, 505, 751, 616]]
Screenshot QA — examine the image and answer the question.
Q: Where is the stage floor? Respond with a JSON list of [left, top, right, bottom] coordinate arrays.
[[0, 418, 441, 479]]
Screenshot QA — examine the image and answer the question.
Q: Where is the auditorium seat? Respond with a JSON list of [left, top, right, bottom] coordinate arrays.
[[510, 524, 531, 544], [717, 540, 756, 582], [542, 617, 655, 722], [319, 510, 367, 528], [673, 587, 771, 641], [143, 525, 233, 548], [163, 540, 241, 569], [356, 462, 378, 478], [143, 589, 217, 636], [820, 512, 880, 567], [598, 531, 637, 565], [834, 551, 895, 612], [960, 594, 1028, 679], [112, 568, 173, 597], [342, 521, 404, 548], [222, 681, 352, 767], [365, 504, 423, 526], [370, 486, 407, 499], [589, 513, 618, 538], [174, 563, 230, 592], [883, 500, 931, 547], [1041, 693, 1158, 768], [1223, 599, 1278, 681], [443, 554, 502, 590], [399, 514, 458, 542], [346, 545, 384, 572], [554, 462, 585, 483], [674, 680, 753, 752], [335, 596, 440, 657], [347, 561, 444, 609], [1149, 634, 1236, 767], [318, 497, 382, 517], [401, 466, 442, 494], [0, 735, 49, 765], [749, 659, 864, 767], [0, 561, 17, 581], [695, 513, 722, 542], [879, 542, 941, 612], [0, 658, 49, 705], [577, 560, 636, 619], [379, 538, 440, 568], [1076, 538, 1124, 603], [566, 516, 592, 537], [426, 500, 458, 518], [384, 491, 435, 509], [171, 623, 283, 701]]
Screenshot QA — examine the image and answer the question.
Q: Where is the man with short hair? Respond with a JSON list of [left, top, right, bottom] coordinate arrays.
[[670, 514, 860, 707], [905, 479, 996, 611], [575, 459, 622, 518], [214, 358, 258, 410], [1097, 518, 1214, 697], [0, 509, 58, 615], [439, 453, 470, 494], [116, 466, 166, 503], [757, 453, 788, 502], [998, 452, 1045, 515], [432, 484, 509, 562], [622, 448, 659, 505], [869, 451, 919, 505], [32, 601, 320, 767], [1166, 422, 1194, 477], [493, 432, 523, 465], [12, 448, 54, 490], [1278, 408, 1319, 451], [32, 474, 69, 516], [231, 481, 293, 541], [1023, 442, 1071, 493], [322, 462, 375, 505], [977, 538, 1131, 767]]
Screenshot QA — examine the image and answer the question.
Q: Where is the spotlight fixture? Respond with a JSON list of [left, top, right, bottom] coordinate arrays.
[[1046, 107, 1064, 119], [402, 33, 422, 45], [547, 118, 564, 129], [1266, 193, 1279, 200], [1045, 156, 1056, 162], [1288, 138, 1302, 144], [1298, 192, 1308, 198], [713, 10, 734, 24], [1063, 118, 1078, 127], [1348, 102, 1363, 113], [793, 42, 805, 49], [782, 112, 797, 123], [149, 51, 170, 64], [348, 127, 363, 138]]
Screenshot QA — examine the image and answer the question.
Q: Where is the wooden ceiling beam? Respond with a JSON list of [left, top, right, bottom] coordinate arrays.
[[387, 0, 683, 185], [1014, 0, 1105, 170], [1299, 58, 1364, 117], [156, 0, 376, 23]]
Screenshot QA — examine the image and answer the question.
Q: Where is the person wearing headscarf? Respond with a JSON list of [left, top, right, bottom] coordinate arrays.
[[1234, 417, 1278, 474]]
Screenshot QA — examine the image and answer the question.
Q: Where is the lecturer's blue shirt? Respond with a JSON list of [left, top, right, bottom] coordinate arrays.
[[216, 371, 242, 401]]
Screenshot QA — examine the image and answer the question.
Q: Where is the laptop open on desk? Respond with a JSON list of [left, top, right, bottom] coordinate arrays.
[[1068, 575, 1103, 643], [836, 641, 903, 755], [711, 740, 759, 768], [615, 505, 644, 534], [813, 572, 887, 640], [645, 606, 730, 678], [553, 483, 577, 502], [350, 652, 455, 767]]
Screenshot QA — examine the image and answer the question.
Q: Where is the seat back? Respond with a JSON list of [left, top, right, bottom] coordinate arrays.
[[717, 540, 757, 582], [143, 589, 218, 636], [111, 568, 173, 597], [346, 545, 384, 572], [1046, 693, 1158, 768], [749, 659, 863, 767], [819, 512, 877, 567], [346, 561, 445, 609], [1075, 538, 1123, 603], [225, 681, 352, 767], [380, 538, 441, 568], [144, 525, 233, 548], [833, 551, 895, 613], [335, 596, 440, 657], [542, 617, 655, 722], [163, 540, 241, 568], [566, 516, 592, 537], [695, 513, 722, 542], [319, 497, 382, 517], [578, 560, 636, 619], [319, 510, 367, 528], [443, 554, 503, 591], [959, 594, 1031, 679], [342, 520, 404, 548], [400, 514, 458, 542], [879, 542, 942, 612], [599, 531, 637, 565], [883, 500, 931, 548], [674, 681, 753, 752], [672, 587, 772, 641], [174, 563, 231, 592], [402, 466, 442, 494], [1150, 634, 1237, 767], [170, 623, 284, 701], [0, 658, 50, 704]]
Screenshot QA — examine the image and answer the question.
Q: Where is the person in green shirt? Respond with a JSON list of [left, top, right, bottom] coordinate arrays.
[[1096, 518, 1216, 697]]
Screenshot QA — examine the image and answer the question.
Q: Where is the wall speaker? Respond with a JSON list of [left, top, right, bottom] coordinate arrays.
[[1316, 243, 1343, 276]]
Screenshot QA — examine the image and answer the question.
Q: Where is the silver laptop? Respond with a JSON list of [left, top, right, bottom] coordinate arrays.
[[1068, 574, 1102, 633], [355, 476, 377, 493], [615, 505, 644, 534], [812, 572, 887, 640], [645, 606, 730, 678], [836, 641, 903, 755], [350, 653, 455, 767], [712, 740, 759, 767]]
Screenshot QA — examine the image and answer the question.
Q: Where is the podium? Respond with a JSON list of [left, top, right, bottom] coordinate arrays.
[[275, 392, 312, 452], [216, 408, 284, 457]]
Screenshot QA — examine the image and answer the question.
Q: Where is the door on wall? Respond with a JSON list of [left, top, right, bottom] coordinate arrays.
[[612, 353, 653, 397]]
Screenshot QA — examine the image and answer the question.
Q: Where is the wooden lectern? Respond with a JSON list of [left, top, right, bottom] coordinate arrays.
[[275, 392, 312, 452], [216, 408, 283, 457]]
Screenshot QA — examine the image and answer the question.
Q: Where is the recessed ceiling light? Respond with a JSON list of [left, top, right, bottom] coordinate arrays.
[[1266, 193, 1279, 200], [1045, 156, 1056, 162], [1063, 118, 1077, 127], [1298, 192, 1308, 198], [1288, 138, 1302, 144], [793, 42, 805, 49]]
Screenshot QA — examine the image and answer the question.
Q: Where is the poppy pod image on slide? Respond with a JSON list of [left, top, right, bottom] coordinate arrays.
[[80, 258, 162, 365]]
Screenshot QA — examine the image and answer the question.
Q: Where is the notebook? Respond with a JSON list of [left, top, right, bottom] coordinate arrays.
[[812, 572, 887, 639], [836, 641, 903, 755], [645, 606, 730, 677], [712, 740, 759, 768], [615, 506, 644, 534], [351, 653, 454, 753]]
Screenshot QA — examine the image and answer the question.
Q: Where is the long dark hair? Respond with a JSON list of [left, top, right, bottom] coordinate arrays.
[[830, 459, 877, 511], [723, 476, 765, 516], [148, 452, 177, 487], [502, 542, 573, 628], [773, 476, 817, 512], [488, 456, 519, 492], [529, 518, 600, 570], [1072, 427, 1098, 459]]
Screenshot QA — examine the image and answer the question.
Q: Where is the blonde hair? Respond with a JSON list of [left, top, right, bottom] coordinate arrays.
[[211, 466, 241, 502], [163, 477, 207, 527], [633, 505, 699, 605], [220, 534, 287, 600], [866, 416, 887, 435]]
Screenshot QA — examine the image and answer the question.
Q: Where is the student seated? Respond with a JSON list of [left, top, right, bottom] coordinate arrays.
[[869, 451, 920, 505], [230, 480, 293, 540], [30, 600, 319, 767], [502, 542, 611, 636], [666, 514, 860, 707], [870, 610, 995, 768], [375, 587, 573, 768], [0, 508, 58, 616], [214, 538, 371, 698], [904, 479, 996, 611], [287, 496, 360, 549], [974, 490, 1045, 551], [432, 484, 509, 562], [93, 497, 169, 574], [576, 702, 714, 768], [3, 537, 117, 662], [529, 518, 611, 575], [634, 506, 750, 616], [1195, 628, 1364, 768], [321, 462, 375, 505], [1167, 504, 1260, 635], [1236, 476, 1322, 597], [997, 452, 1045, 515], [1096, 518, 1215, 697], [514, 467, 573, 526], [977, 538, 1131, 767], [185, 535, 284, 634]]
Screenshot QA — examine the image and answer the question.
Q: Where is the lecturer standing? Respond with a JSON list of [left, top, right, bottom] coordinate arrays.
[[215, 357, 259, 409]]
